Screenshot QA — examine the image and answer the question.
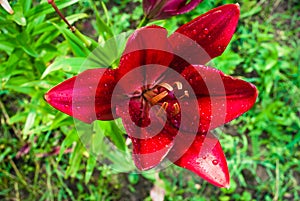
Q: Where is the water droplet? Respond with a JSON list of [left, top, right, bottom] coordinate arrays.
[[212, 160, 219, 165], [203, 28, 209, 35], [64, 104, 69, 108], [202, 155, 206, 159], [208, 35, 212, 40], [217, 46, 223, 52], [192, 29, 197, 35]]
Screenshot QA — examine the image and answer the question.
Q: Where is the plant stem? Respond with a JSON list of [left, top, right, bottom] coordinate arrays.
[[48, 0, 75, 32], [137, 15, 150, 28]]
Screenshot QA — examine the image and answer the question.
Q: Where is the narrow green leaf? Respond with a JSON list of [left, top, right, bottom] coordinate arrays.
[[23, 112, 36, 135], [88, 0, 113, 39], [41, 57, 86, 79], [52, 22, 90, 57], [9, 3, 26, 26], [26, 0, 79, 19], [96, 120, 126, 152], [66, 142, 84, 178], [85, 155, 97, 184]]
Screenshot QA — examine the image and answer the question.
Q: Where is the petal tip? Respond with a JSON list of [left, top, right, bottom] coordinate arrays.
[[44, 92, 50, 103], [223, 182, 230, 189]]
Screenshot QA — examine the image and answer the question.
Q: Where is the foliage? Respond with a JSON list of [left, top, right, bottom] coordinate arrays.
[[0, 0, 299, 200]]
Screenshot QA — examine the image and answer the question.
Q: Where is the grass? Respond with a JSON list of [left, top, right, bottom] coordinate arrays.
[[0, 0, 299, 200]]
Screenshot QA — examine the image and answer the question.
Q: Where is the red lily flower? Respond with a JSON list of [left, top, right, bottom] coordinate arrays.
[[143, 0, 203, 20], [45, 4, 258, 187]]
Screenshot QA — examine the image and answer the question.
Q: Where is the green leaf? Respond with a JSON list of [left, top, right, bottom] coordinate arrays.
[[58, 129, 79, 162], [41, 57, 86, 78], [96, 120, 126, 152], [88, 0, 113, 40], [26, 0, 79, 19], [52, 22, 90, 57], [85, 155, 97, 184], [19, 0, 32, 14], [23, 112, 36, 135], [8, 3, 27, 26], [66, 142, 84, 178]]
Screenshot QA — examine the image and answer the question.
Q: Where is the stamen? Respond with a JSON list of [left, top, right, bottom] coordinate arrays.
[[158, 83, 173, 91], [173, 103, 180, 115], [150, 91, 168, 105], [179, 90, 189, 99], [143, 92, 152, 102], [156, 102, 168, 116], [174, 82, 183, 90]]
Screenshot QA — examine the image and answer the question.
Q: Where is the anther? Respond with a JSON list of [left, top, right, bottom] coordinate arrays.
[[158, 83, 173, 91], [179, 90, 189, 99], [156, 102, 168, 116], [173, 103, 180, 115], [174, 82, 183, 90], [150, 91, 168, 105]]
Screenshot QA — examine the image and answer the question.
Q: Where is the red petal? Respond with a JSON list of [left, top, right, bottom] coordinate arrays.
[[130, 126, 177, 170], [44, 68, 116, 123], [168, 132, 229, 188], [169, 4, 240, 72], [181, 65, 258, 132], [116, 98, 178, 170], [116, 25, 174, 94]]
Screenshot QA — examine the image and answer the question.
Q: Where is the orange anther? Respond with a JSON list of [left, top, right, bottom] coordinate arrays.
[[150, 91, 168, 105], [156, 102, 168, 116], [173, 103, 180, 115]]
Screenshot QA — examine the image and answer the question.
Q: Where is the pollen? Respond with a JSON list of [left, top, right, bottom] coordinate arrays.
[[174, 81, 183, 90], [173, 103, 180, 115], [150, 91, 168, 105], [158, 83, 173, 91], [156, 102, 168, 116]]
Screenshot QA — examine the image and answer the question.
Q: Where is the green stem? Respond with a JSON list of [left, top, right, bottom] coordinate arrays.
[[138, 15, 150, 28], [74, 28, 93, 48]]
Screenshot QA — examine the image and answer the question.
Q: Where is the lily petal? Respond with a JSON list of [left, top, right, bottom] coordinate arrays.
[[181, 65, 258, 133], [44, 68, 116, 123], [169, 4, 240, 72], [116, 25, 173, 94], [130, 126, 177, 170], [168, 132, 229, 188], [116, 98, 178, 170], [143, 0, 202, 20], [164, 0, 203, 16]]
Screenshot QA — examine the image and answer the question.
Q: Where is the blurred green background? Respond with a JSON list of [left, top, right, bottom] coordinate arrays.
[[0, 0, 299, 200]]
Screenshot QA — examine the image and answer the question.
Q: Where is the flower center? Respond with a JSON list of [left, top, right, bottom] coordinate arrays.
[[141, 82, 189, 116]]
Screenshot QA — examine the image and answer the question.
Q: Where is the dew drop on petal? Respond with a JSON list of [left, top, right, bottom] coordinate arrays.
[[192, 29, 197, 35], [203, 28, 209, 35], [212, 159, 219, 165], [217, 46, 223, 53]]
